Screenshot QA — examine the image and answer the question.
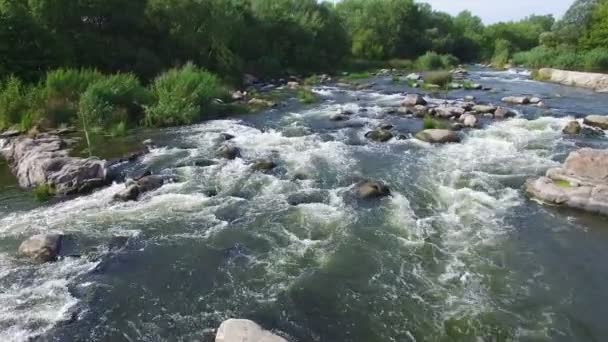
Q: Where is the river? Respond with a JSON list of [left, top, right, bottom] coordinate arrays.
[[1, 68, 608, 341]]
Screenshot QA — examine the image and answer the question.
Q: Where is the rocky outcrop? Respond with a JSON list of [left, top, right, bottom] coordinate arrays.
[[18, 234, 63, 263], [415, 129, 460, 144], [526, 148, 608, 216], [583, 115, 608, 130], [215, 319, 287, 342], [113, 175, 165, 202], [538, 68, 608, 93], [0, 134, 107, 195], [354, 180, 391, 199]]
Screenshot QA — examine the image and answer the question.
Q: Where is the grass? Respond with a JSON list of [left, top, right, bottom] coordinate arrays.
[[554, 179, 571, 188], [110, 121, 127, 137], [344, 72, 372, 81], [423, 71, 453, 87], [423, 115, 444, 129], [33, 184, 54, 202], [415, 52, 459, 71], [297, 89, 318, 104]]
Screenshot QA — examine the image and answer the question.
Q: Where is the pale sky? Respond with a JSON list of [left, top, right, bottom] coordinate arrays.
[[418, 0, 573, 24]]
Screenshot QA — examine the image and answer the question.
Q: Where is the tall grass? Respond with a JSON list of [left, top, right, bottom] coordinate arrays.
[[513, 47, 608, 73], [145, 63, 225, 127]]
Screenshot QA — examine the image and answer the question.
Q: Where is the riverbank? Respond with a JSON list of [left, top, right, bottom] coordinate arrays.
[[537, 68, 608, 93]]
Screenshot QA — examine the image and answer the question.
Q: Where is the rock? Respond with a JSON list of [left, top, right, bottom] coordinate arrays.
[[365, 130, 393, 142], [501, 96, 530, 105], [251, 159, 277, 172], [411, 105, 428, 117], [287, 81, 299, 89], [287, 190, 330, 206], [215, 319, 287, 342], [448, 83, 463, 90], [402, 94, 427, 106], [18, 234, 63, 263], [217, 145, 240, 160], [354, 180, 391, 199], [563, 121, 582, 135], [231, 90, 246, 100], [460, 114, 478, 128], [583, 115, 608, 130], [329, 113, 349, 121], [142, 139, 154, 147], [248, 98, 275, 108], [464, 95, 475, 102], [219, 133, 235, 141], [537, 101, 545, 107], [466, 83, 483, 90], [526, 148, 608, 216], [378, 123, 394, 130], [243, 74, 258, 86], [406, 73, 422, 81], [0, 134, 107, 195], [396, 134, 408, 140], [415, 129, 460, 144], [397, 106, 412, 114], [529, 97, 542, 104], [537, 68, 608, 93], [0, 129, 22, 138], [114, 175, 165, 202], [433, 106, 465, 119], [494, 107, 516, 119], [472, 105, 497, 114]]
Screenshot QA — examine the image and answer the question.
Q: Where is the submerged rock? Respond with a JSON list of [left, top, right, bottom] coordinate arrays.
[[402, 94, 427, 106], [365, 130, 393, 142], [0, 134, 107, 195], [217, 145, 241, 160], [501, 96, 530, 105], [18, 234, 63, 263], [219, 133, 235, 141], [251, 159, 277, 172], [287, 190, 330, 205], [494, 107, 516, 119], [114, 175, 165, 202], [563, 121, 582, 135], [583, 115, 608, 130], [215, 319, 287, 342], [526, 148, 608, 216], [354, 180, 391, 199], [415, 129, 460, 144]]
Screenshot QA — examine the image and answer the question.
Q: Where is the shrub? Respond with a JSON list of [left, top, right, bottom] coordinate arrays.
[[79, 73, 150, 129], [297, 89, 318, 104], [423, 71, 453, 87], [440, 54, 459, 69], [110, 121, 127, 137], [553, 50, 581, 70], [423, 115, 443, 129], [581, 48, 608, 72], [0, 76, 30, 129], [145, 63, 225, 127], [45, 69, 103, 101], [492, 39, 512, 67], [415, 52, 458, 71], [387, 59, 414, 70]]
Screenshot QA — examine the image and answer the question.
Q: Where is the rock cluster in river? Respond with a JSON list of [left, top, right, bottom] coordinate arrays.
[[526, 148, 608, 216], [215, 319, 287, 342]]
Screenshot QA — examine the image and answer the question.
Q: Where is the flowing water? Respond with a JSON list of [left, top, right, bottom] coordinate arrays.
[[2, 68, 608, 342]]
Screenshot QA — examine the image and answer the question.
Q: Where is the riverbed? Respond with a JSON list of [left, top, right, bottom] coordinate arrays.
[[2, 68, 608, 341]]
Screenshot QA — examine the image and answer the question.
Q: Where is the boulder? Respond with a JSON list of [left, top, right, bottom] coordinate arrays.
[[433, 106, 465, 119], [529, 97, 542, 104], [583, 115, 608, 130], [406, 73, 422, 81], [231, 91, 246, 101], [354, 180, 391, 199], [0, 134, 107, 195], [494, 107, 516, 119], [464, 95, 475, 102], [526, 148, 608, 216], [248, 98, 275, 108], [114, 175, 165, 202], [287, 190, 330, 206], [365, 130, 393, 142], [472, 105, 497, 114], [217, 145, 241, 160], [215, 319, 287, 342], [0, 129, 22, 139], [18, 234, 63, 263], [411, 105, 428, 117], [563, 121, 582, 135], [501, 96, 530, 105], [402, 94, 426, 106], [397, 107, 412, 114], [330, 113, 349, 121], [219, 133, 235, 141], [251, 159, 277, 172], [537, 68, 608, 93], [287, 81, 299, 89], [415, 129, 460, 144], [460, 114, 478, 128]]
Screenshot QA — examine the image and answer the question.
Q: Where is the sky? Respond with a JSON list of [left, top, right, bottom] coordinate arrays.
[[418, 0, 573, 24]]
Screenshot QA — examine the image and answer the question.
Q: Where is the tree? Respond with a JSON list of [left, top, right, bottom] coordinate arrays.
[[579, 0, 608, 49]]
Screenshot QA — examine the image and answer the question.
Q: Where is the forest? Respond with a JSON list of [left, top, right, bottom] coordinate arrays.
[[1, 0, 607, 132]]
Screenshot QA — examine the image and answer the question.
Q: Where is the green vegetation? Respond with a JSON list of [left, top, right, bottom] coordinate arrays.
[[423, 71, 453, 87], [423, 115, 445, 129], [554, 179, 572, 188], [33, 184, 54, 202], [415, 52, 459, 71], [296, 89, 318, 104]]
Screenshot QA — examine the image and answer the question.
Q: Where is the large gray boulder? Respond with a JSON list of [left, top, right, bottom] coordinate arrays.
[[583, 115, 608, 130], [415, 129, 460, 144], [18, 234, 63, 263], [526, 148, 608, 216], [460, 114, 478, 128], [215, 319, 287, 342], [0, 134, 107, 195]]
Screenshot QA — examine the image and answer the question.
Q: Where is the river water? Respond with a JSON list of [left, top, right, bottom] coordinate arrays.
[[1, 69, 608, 342]]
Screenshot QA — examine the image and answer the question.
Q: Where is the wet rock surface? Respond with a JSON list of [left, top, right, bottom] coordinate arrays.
[[215, 319, 287, 342]]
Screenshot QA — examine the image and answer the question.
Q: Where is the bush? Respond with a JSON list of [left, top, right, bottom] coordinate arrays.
[[297, 89, 318, 104], [492, 39, 512, 67], [423, 71, 453, 87], [45, 69, 103, 101], [0, 77, 29, 130], [145, 63, 225, 127], [79, 73, 150, 129], [33, 184, 54, 202], [581, 48, 608, 72], [387, 59, 414, 70], [415, 52, 458, 71], [553, 50, 581, 70], [110, 121, 127, 137], [423, 115, 443, 129]]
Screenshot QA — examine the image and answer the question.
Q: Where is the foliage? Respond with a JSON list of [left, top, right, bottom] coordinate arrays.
[[581, 48, 608, 72], [423, 115, 444, 129], [79, 74, 150, 129], [296, 89, 318, 104], [110, 121, 127, 137], [423, 71, 453, 87], [145, 64, 224, 127], [33, 184, 54, 202], [579, 0, 608, 49], [415, 52, 458, 70], [0, 77, 30, 130]]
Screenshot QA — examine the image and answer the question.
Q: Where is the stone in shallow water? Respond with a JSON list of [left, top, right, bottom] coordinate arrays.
[[114, 175, 165, 202], [354, 180, 391, 199], [402, 94, 426, 106], [501, 96, 530, 105], [584, 115, 608, 130], [563, 121, 581, 135], [18, 234, 63, 263], [217, 145, 241, 160], [215, 319, 287, 342], [365, 130, 393, 142], [494, 107, 516, 119], [415, 129, 460, 144]]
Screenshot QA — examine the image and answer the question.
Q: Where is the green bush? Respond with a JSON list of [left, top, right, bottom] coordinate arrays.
[[45, 69, 103, 101], [387, 59, 414, 70], [423, 115, 443, 129], [581, 48, 608, 72], [79, 73, 150, 129], [297, 89, 318, 104], [553, 50, 581, 70], [423, 71, 453, 87], [415, 52, 458, 71], [0, 76, 35, 130], [145, 63, 225, 127], [492, 39, 512, 67], [110, 121, 127, 137]]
